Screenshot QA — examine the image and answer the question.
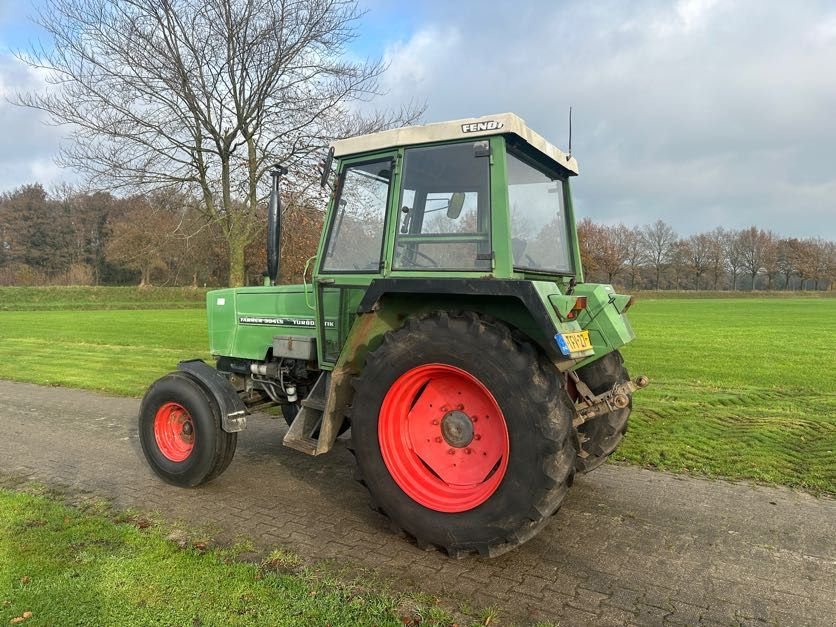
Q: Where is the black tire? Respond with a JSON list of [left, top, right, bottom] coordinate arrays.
[[574, 350, 631, 473], [350, 312, 576, 558], [139, 372, 237, 487]]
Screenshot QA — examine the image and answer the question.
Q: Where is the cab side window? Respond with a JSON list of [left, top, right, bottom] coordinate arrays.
[[321, 159, 392, 272]]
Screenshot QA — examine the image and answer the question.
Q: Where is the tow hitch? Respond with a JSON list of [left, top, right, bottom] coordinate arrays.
[[570, 371, 649, 427]]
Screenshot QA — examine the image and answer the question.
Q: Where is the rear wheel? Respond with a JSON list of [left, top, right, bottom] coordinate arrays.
[[574, 350, 631, 473], [351, 312, 576, 558], [139, 372, 237, 487]]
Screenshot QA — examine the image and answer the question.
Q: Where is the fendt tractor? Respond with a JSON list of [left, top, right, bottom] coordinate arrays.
[[139, 113, 648, 557]]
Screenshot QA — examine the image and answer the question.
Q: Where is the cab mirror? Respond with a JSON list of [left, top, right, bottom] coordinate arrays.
[[320, 147, 334, 189], [447, 192, 466, 219]]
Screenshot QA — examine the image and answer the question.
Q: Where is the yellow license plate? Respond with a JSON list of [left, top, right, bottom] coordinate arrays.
[[556, 330, 592, 356]]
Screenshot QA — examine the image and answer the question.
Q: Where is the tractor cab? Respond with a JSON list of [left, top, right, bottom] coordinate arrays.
[[312, 113, 595, 367], [321, 112, 579, 280]]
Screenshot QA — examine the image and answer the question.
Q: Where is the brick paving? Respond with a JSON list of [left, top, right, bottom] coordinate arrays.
[[1, 380, 834, 625]]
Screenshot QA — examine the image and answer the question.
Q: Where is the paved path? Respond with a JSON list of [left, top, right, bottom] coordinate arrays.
[[1, 380, 834, 626]]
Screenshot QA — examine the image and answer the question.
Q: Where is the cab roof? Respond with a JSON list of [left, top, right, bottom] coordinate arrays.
[[330, 112, 579, 176]]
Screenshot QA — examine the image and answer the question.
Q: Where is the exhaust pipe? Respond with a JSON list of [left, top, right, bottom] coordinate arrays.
[[266, 164, 288, 285]]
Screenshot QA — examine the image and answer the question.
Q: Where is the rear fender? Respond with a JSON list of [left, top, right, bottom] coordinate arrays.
[[317, 279, 582, 447]]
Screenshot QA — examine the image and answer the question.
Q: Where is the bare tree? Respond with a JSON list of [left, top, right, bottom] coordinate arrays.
[[576, 218, 601, 280], [738, 226, 773, 290], [672, 239, 694, 289], [703, 227, 727, 290], [17, 0, 422, 286], [760, 235, 781, 290], [724, 229, 745, 290], [640, 219, 677, 289], [577, 220, 631, 284], [775, 238, 796, 289], [825, 241, 836, 291], [685, 232, 712, 290], [810, 238, 831, 290], [622, 226, 645, 289], [598, 224, 632, 284]]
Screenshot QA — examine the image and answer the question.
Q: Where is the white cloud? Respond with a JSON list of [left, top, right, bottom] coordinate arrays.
[[372, 0, 836, 238], [383, 26, 460, 88], [0, 52, 76, 191]]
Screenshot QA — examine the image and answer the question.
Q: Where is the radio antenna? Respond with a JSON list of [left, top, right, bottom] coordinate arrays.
[[567, 106, 573, 160]]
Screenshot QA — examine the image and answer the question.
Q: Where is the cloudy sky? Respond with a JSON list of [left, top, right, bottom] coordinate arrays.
[[1, 0, 835, 238]]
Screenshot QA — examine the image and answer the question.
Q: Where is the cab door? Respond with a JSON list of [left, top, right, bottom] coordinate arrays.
[[313, 154, 396, 367]]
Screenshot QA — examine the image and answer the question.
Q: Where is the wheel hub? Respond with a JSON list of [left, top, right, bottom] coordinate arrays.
[[440, 410, 474, 448], [378, 363, 510, 513], [153, 402, 196, 462]]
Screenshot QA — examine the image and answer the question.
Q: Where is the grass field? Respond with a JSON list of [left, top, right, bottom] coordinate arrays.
[[0, 286, 208, 311], [0, 487, 452, 626], [617, 297, 835, 494], [0, 288, 833, 494]]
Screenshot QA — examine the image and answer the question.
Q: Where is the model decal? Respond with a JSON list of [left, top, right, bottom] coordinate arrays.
[[238, 316, 335, 328]]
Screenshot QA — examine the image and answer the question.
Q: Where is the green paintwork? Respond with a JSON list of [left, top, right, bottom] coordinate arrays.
[[207, 286, 318, 360], [570, 283, 636, 369], [206, 133, 636, 376]]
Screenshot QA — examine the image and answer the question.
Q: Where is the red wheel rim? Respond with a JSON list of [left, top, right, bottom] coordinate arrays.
[[154, 402, 195, 462], [378, 364, 509, 513]]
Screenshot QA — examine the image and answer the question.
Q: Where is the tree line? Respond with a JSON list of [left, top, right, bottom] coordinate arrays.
[[2, 182, 833, 290], [0, 183, 322, 288], [578, 218, 835, 291]]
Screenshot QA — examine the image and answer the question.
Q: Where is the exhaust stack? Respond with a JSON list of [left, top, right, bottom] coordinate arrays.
[[266, 165, 288, 285]]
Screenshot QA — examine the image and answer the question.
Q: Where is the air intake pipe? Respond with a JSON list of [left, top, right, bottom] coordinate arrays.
[[266, 164, 288, 285]]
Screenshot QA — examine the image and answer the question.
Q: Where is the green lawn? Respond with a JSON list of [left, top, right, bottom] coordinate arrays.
[[0, 290, 833, 493], [0, 309, 210, 395], [0, 488, 452, 626], [616, 297, 836, 493], [0, 286, 208, 311]]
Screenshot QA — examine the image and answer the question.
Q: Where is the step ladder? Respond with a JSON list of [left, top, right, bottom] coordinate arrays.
[[282, 371, 330, 455]]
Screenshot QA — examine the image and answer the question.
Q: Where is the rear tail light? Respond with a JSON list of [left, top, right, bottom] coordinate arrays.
[[566, 296, 587, 320]]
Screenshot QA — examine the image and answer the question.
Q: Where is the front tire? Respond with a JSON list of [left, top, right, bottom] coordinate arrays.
[[574, 350, 632, 473], [350, 312, 576, 558], [139, 372, 237, 487]]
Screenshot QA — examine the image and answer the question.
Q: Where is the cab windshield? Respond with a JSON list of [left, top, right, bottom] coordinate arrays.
[[507, 151, 574, 275]]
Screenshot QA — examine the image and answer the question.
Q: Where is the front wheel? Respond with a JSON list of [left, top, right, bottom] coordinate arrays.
[[573, 350, 632, 473], [350, 312, 576, 558], [139, 372, 237, 487]]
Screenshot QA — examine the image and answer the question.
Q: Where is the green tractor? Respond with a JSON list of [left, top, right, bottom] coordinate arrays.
[[139, 113, 647, 557]]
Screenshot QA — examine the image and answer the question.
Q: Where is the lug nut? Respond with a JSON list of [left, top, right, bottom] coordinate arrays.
[[464, 448, 472, 455], [435, 437, 442, 443], [474, 434, 481, 440], [447, 449, 455, 455], [432, 419, 439, 425]]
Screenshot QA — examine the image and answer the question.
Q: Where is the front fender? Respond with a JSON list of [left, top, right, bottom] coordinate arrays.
[[176, 359, 248, 432]]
